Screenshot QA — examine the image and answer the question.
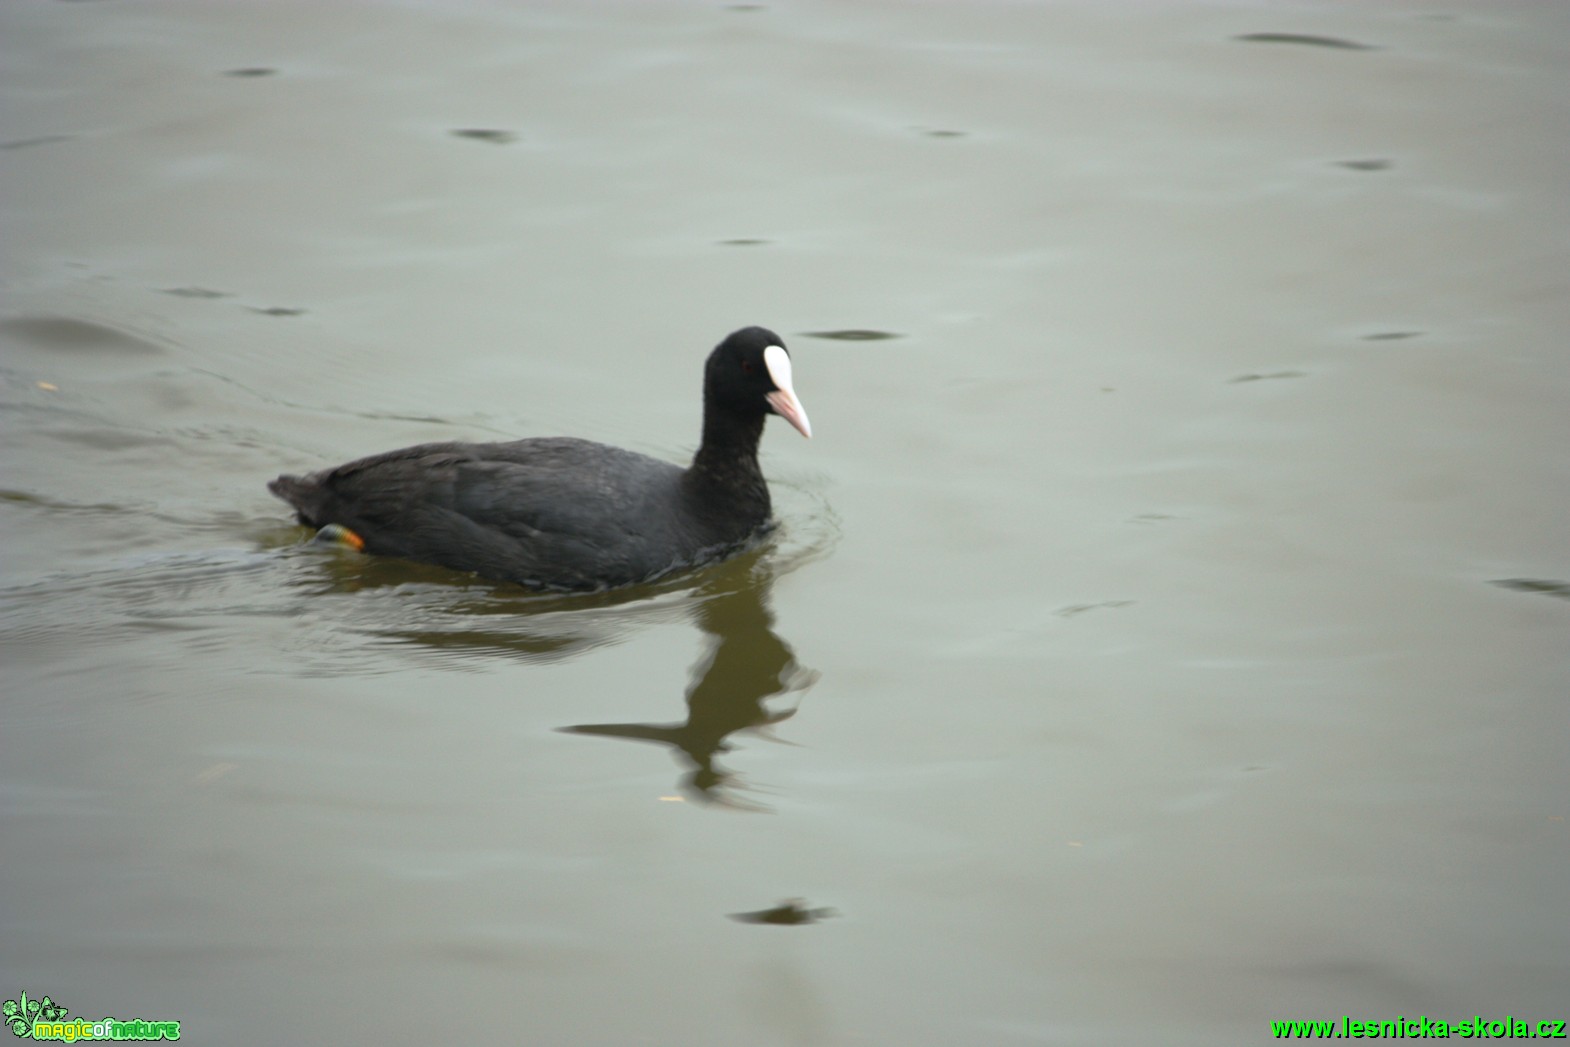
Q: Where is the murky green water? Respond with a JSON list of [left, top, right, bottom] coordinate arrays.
[[3, 2, 1566, 1043]]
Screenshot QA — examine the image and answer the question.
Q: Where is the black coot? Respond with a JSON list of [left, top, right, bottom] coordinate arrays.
[[269, 326, 811, 592]]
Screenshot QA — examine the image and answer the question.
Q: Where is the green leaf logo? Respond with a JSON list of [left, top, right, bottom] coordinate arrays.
[[2, 992, 67, 1037]]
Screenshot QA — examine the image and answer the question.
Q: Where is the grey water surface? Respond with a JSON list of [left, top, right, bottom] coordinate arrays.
[[2, 2, 1567, 1044]]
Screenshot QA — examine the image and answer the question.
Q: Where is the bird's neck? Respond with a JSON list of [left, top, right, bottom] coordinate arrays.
[[687, 411, 770, 514]]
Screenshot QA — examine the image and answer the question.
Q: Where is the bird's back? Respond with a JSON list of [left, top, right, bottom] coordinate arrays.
[[269, 436, 768, 590]]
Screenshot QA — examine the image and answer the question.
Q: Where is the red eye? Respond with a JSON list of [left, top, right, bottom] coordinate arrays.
[[741, 361, 755, 373]]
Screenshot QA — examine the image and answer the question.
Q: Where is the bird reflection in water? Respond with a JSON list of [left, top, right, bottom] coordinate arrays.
[[561, 554, 817, 808], [292, 536, 819, 805]]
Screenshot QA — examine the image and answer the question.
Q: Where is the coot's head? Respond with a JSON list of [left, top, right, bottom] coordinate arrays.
[[705, 326, 812, 439]]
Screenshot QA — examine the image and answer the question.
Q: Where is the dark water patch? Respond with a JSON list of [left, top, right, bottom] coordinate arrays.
[[374, 620, 604, 663], [349, 410, 458, 426], [1129, 513, 1179, 524], [36, 426, 181, 452], [1056, 600, 1134, 618], [730, 900, 836, 925], [1233, 33, 1377, 51], [802, 329, 901, 342], [162, 287, 232, 299], [223, 67, 276, 78], [921, 129, 967, 139], [1229, 370, 1306, 383], [1363, 331, 1423, 341], [1490, 578, 1570, 602], [1336, 159, 1392, 172], [725, 4, 767, 11], [0, 135, 74, 151], [0, 316, 165, 355], [717, 238, 770, 246], [248, 306, 306, 317], [450, 129, 518, 145]]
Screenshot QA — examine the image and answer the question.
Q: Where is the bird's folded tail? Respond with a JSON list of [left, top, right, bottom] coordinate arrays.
[[268, 473, 325, 526]]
